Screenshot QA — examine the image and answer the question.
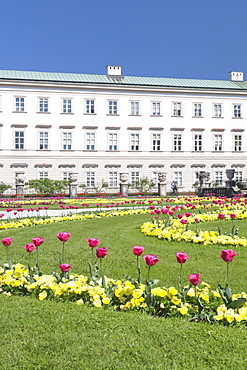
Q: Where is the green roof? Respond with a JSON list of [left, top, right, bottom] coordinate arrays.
[[0, 69, 247, 91]]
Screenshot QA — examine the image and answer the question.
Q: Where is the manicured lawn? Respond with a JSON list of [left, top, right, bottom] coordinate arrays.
[[1, 207, 247, 369]]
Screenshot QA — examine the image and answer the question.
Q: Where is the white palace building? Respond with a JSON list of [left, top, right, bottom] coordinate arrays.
[[0, 65, 247, 193]]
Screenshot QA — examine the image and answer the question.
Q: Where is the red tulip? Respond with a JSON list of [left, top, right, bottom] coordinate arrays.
[[1, 237, 13, 247], [96, 247, 109, 259], [185, 212, 191, 217], [230, 214, 236, 219], [23, 243, 35, 253], [56, 232, 70, 242], [218, 213, 225, 220], [143, 254, 160, 266], [176, 252, 189, 264], [87, 238, 100, 248], [59, 263, 71, 272], [132, 245, 145, 256], [180, 219, 187, 224], [32, 237, 44, 246], [189, 273, 200, 286], [221, 249, 238, 263]]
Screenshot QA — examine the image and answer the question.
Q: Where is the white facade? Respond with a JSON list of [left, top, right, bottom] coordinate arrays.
[[0, 67, 247, 193]]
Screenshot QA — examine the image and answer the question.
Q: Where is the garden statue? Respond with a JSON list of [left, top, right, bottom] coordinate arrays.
[[119, 173, 128, 196], [69, 172, 78, 198], [15, 171, 25, 197], [158, 172, 167, 196]]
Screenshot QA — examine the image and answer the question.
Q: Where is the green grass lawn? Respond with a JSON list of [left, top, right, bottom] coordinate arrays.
[[1, 212, 247, 369]]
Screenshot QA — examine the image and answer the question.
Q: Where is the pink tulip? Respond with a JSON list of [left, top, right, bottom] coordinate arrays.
[[185, 212, 191, 217], [59, 263, 71, 272], [194, 218, 200, 223], [189, 273, 200, 286], [87, 238, 100, 248], [218, 213, 225, 220], [57, 232, 70, 242], [221, 250, 238, 263], [132, 245, 145, 256], [32, 237, 44, 247], [1, 237, 13, 247], [230, 214, 236, 219], [180, 219, 187, 224], [143, 254, 160, 266], [176, 252, 189, 264], [96, 247, 109, 259], [168, 211, 174, 216], [23, 243, 36, 253]]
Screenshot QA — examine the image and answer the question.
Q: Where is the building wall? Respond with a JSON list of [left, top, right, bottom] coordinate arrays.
[[0, 78, 246, 193]]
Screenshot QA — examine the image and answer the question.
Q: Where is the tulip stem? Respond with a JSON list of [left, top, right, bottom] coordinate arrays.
[[227, 262, 230, 286], [6, 247, 9, 264], [178, 264, 182, 292], [100, 259, 103, 280], [92, 248, 94, 266], [147, 265, 151, 283], [62, 242, 65, 264], [36, 246, 39, 266], [137, 255, 141, 284]]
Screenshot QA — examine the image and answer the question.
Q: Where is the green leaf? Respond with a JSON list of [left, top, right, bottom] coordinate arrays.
[[227, 298, 246, 309]]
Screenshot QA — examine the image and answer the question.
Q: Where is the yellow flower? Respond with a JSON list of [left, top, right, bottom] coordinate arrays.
[[102, 297, 110, 305], [178, 305, 188, 315], [39, 291, 47, 301]]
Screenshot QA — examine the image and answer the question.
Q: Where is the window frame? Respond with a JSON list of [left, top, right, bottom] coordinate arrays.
[[108, 100, 118, 115], [62, 98, 73, 113], [233, 134, 242, 152], [233, 104, 242, 118], [38, 97, 49, 113], [14, 130, 25, 150], [173, 133, 182, 151], [130, 101, 140, 115], [38, 131, 49, 150], [108, 132, 118, 151], [213, 103, 222, 118], [193, 103, 202, 117], [86, 171, 95, 188], [213, 134, 223, 151], [85, 131, 96, 151], [151, 101, 161, 116], [130, 132, 140, 151], [172, 102, 182, 117], [151, 132, 161, 151], [85, 99, 95, 114], [62, 131, 73, 150], [14, 96, 26, 112], [193, 133, 203, 151], [173, 171, 183, 187], [108, 171, 118, 187]]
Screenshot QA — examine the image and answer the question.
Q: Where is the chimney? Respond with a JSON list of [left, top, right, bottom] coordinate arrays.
[[106, 65, 122, 76], [229, 71, 244, 82]]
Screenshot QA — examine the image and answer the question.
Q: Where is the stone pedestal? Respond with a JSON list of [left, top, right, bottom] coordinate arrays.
[[15, 171, 25, 198], [120, 183, 128, 196], [119, 173, 129, 196], [158, 183, 167, 196], [69, 173, 78, 198]]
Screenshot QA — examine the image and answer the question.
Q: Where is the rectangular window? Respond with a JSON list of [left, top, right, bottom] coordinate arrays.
[[108, 133, 118, 150], [63, 99, 72, 113], [193, 134, 203, 151], [173, 134, 182, 151], [131, 171, 140, 185], [130, 101, 139, 115], [86, 172, 95, 187], [14, 131, 25, 149], [234, 135, 242, 151], [39, 98, 49, 112], [39, 132, 49, 150], [172, 102, 181, 116], [152, 102, 160, 115], [86, 132, 95, 150], [214, 171, 223, 185], [235, 171, 243, 182], [39, 172, 49, 180], [15, 97, 25, 112], [152, 172, 159, 186], [108, 100, 118, 115], [62, 172, 70, 181], [108, 171, 118, 187], [193, 103, 202, 117], [62, 132, 72, 150], [214, 134, 223, 151], [152, 133, 161, 151], [130, 133, 140, 151], [233, 105, 242, 118], [173, 171, 183, 187], [85, 100, 95, 114], [213, 104, 222, 117]]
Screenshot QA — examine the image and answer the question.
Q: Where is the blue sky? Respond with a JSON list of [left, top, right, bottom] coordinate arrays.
[[1, 0, 246, 80]]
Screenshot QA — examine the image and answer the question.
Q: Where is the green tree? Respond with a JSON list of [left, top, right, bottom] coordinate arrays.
[[28, 179, 70, 196], [130, 177, 155, 193], [0, 182, 12, 194]]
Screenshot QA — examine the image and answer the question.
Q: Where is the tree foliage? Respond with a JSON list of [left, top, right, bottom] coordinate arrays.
[[27, 179, 70, 196], [0, 182, 12, 194]]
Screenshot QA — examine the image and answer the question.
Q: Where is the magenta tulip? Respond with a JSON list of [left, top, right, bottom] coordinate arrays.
[[1, 237, 13, 247], [23, 243, 36, 253], [132, 245, 145, 256], [230, 213, 236, 219], [221, 249, 238, 263], [218, 213, 225, 220], [87, 238, 100, 248], [57, 232, 70, 242], [189, 273, 200, 286], [176, 252, 189, 264], [59, 263, 71, 272], [32, 237, 44, 247], [143, 254, 160, 266], [96, 247, 109, 259]]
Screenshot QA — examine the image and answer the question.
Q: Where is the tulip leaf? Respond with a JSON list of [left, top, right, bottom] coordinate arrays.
[[227, 298, 246, 309]]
